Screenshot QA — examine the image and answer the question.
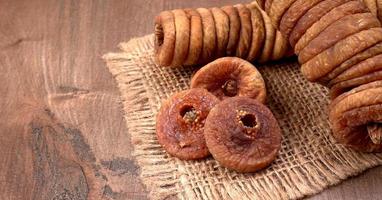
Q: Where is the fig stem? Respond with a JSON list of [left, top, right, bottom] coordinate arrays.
[[367, 123, 382, 145], [181, 107, 199, 123], [222, 79, 238, 97]]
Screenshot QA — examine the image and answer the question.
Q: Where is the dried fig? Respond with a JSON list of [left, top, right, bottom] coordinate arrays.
[[170, 9, 190, 67], [265, 0, 273, 13], [234, 4, 253, 58], [298, 13, 380, 64], [294, 1, 369, 55], [320, 42, 382, 84], [197, 8, 217, 64], [377, 0, 382, 21], [268, 0, 298, 28], [156, 88, 219, 160], [301, 28, 382, 82], [289, 0, 353, 48], [204, 97, 281, 172], [154, 11, 175, 67], [190, 57, 266, 103], [330, 70, 382, 98], [221, 6, 241, 56], [362, 0, 378, 16], [330, 54, 382, 85], [271, 31, 289, 61], [184, 9, 203, 66], [246, 3, 266, 61], [258, 5, 276, 63], [279, 0, 323, 41], [329, 81, 382, 152], [210, 7, 230, 58]]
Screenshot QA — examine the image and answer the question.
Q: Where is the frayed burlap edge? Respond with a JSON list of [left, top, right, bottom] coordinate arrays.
[[103, 34, 382, 200]]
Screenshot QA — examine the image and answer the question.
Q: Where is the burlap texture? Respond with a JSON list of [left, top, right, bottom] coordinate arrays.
[[104, 34, 382, 200]]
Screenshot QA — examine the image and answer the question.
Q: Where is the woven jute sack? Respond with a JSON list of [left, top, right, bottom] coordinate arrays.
[[104, 34, 382, 200]]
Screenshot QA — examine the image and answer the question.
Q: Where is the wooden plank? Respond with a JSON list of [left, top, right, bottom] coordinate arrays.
[[0, 0, 380, 199]]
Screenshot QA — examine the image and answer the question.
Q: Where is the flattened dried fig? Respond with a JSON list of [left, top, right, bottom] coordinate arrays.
[[268, 0, 298, 28], [330, 54, 382, 85], [301, 28, 382, 82], [155, 11, 175, 67], [246, 3, 266, 61], [204, 97, 281, 172], [221, 6, 241, 56], [234, 4, 253, 58], [210, 7, 230, 58], [294, 1, 368, 55], [170, 9, 190, 67], [184, 9, 203, 66], [156, 88, 219, 160], [197, 8, 217, 64], [279, 0, 323, 41], [320, 42, 382, 84], [289, 0, 353, 48], [329, 81, 382, 152], [330, 70, 382, 98], [258, 5, 276, 63], [191, 57, 266, 103], [271, 31, 289, 61], [298, 13, 380, 64]]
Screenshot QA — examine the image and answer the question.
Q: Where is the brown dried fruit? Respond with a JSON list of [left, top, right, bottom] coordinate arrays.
[[154, 11, 176, 67], [234, 4, 253, 58], [184, 9, 203, 66], [170, 9, 190, 67], [268, 0, 298, 28], [294, 1, 369, 55], [271, 31, 289, 61], [301, 28, 382, 82], [246, 3, 266, 61], [330, 70, 382, 98], [156, 88, 219, 160], [362, 0, 378, 16], [289, 0, 353, 48], [191, 57, 266, 103], [329, 81, 382, 152], [320, 42, 382, 84], [204, 97, 281, 172], [265, 0, 273, 13], [258, 5, 276, 63], [197, 8, 217, 64], [221, 6, 241, 56], [330, 54, 382, 85], [377, 0, 382, 21], [210, 7, 230, 58], [298, 13, 380, 64], [279, 0, 323, 41]]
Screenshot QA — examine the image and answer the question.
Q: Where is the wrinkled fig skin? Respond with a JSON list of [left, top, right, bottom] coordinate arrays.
[[246, 3, 266, 61], [170, 9, 190, 67], [156, 89, 219, 160], [268, 0, 298, 28], [256, 2, 277, 63], [221, 6, 241, 56], [294, 0, 369, 55], [234, 4, 253, 59], [154, 11, 176, 67], [184, 9, 203, 66], [289, 0, 353, 49], [298, 13, 381, 64], [204, 97, 281, 173], [210, 7, 230, 58], [279, 0, 323, 42], [191, 57, 267, 103], [329, 81, 382, 152], [197, 8, 217, 64]]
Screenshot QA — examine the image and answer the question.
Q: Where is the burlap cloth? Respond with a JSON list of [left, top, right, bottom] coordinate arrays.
[[104, 34, 382, 200]]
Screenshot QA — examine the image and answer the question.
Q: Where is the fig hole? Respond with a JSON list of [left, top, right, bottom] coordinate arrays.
[[240, 114, 257, 128], [155, 24, 164, 46], [222, 79, 238, 97], [180, 105, 198, 123]]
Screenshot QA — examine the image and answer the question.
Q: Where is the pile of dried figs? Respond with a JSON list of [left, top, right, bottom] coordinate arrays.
[[257, 0, 382, 152], [154, 2, 291, 67], [156, 57, 282, 173]]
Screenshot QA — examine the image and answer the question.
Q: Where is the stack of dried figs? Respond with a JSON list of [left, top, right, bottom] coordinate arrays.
[[156, 57, 282, 173], [256, 0, 382, 152], [154, 2, 291, 67]]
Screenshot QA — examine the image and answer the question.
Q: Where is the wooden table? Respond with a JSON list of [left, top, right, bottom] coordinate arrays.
[[1, 0, 381, 199]]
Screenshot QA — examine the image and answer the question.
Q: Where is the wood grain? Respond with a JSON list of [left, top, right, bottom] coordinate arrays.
[[0, 0, 380, 199]]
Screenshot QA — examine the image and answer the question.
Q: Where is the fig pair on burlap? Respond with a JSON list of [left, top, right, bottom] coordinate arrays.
[[259, 0, 382, 152], [154, 2, 291, 67]]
